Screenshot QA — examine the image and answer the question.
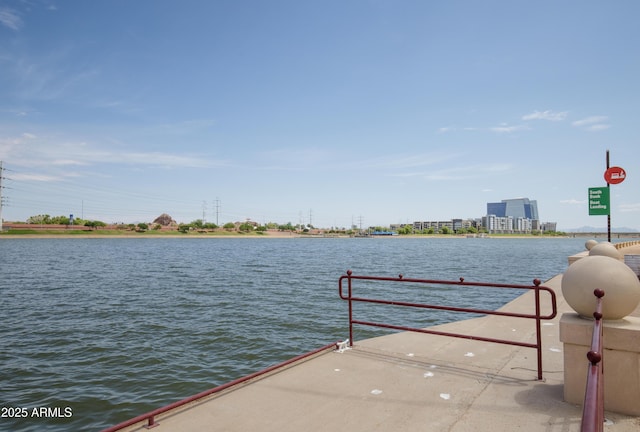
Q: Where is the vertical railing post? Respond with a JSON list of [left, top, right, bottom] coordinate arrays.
[[533, 278, 543, 380], [146, 415, 158, 429], [347, 270, 354, 347]]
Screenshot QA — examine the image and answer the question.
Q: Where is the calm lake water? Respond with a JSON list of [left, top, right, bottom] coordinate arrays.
[[0, 237, 588, 431]]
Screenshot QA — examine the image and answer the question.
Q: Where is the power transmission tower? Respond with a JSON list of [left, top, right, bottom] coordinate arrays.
[[0, 161, 5, 232], [202, 200, 207, 223], [214, 198, 220, 226]]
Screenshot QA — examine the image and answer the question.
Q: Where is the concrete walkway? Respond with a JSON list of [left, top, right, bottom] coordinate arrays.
[[113, 249, 640, 432]]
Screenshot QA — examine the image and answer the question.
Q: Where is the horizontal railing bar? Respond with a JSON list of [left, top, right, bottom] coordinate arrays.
[[101, 342, 339, 432], [351, 319, 539, 349], [345, 295, 556, 320], [339, 275, 557, 321], [341, 273, 544, 289]]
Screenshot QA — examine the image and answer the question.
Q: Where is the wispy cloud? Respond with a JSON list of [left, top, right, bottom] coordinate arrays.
[[572, 116, 610, 131], [387, 162, 512, 181], [489, 124, 530, 134], [426, 163, 512, 180], [0, 7, 22, 30], [0, 133, 225, 174], [585, 124, 610, 131], [620, 203, 640, 213], [437, 125, 528, 134], [522, 110, 568, 121], [353, 153, 459, 171], [560, 199, 585, 205], [11, 172, 79, 182], [572, 116, 607, 127]]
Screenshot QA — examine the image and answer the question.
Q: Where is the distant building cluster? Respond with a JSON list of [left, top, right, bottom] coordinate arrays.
[[390, 197, 558, 234], [390, 219, 482, 234], [484, 198, 556, 234]]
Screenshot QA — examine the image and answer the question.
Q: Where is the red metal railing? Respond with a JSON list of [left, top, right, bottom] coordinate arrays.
[[100, 342, 338, 432], [338, 270, 557, 380], [580, 289, 605, 432]]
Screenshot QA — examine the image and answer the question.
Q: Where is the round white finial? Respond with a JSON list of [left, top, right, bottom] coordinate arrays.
[[585, 239, 598, 250], [562, 255, 640, 320], [589, 242, 623, 261]]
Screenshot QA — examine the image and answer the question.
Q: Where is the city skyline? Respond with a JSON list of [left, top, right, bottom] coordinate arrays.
[[1, 1, 639, 231]]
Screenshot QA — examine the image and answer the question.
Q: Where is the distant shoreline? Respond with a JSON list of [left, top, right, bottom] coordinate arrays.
[[2, 229, 636, 240], [0, 232, 576, 240]]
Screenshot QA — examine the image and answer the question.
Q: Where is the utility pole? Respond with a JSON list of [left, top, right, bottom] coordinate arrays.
[[202, 200, 207, 224], [0, 161, 5, 232], [214, 197, 220, 226], [309, 208, 313, 228]]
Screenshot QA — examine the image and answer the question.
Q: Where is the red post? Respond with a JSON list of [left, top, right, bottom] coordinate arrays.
[[580, 289, 605, 432]]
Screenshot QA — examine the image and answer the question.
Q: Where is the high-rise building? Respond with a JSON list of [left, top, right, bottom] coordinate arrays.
[[485, 198, 539, 233], [487, 198, 538, 220]]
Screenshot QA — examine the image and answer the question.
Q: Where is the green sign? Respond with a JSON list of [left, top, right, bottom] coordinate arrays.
[[588, 187, 610, 216]]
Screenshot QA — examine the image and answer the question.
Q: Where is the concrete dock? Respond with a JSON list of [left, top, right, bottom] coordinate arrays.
[[112, 246, 640, 432]]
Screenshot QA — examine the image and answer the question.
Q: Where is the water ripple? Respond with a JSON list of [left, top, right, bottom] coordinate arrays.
[[0, 237, 586, 431]]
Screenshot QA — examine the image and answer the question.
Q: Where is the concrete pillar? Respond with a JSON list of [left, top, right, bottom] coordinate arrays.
[[560, 241, 640, 415], [560, 314, 640, 415]]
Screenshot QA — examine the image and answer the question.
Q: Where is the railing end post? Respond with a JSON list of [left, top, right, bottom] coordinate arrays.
[[144, 416, 159, 429]]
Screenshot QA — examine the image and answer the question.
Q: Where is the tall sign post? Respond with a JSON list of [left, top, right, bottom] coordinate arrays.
[[591, 150, 626, 242], [606, 150, 611, 242]]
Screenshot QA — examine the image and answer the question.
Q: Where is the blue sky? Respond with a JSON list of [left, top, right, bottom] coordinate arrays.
[[1, 1, 639, 230]]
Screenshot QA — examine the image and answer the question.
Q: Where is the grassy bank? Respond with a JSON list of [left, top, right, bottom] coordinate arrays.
[[0, 229, 273, 237]]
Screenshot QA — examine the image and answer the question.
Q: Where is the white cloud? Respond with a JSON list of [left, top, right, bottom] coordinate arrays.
[[571, 116, 610, 132], [619, 203, 640, 213], [572, 116, 608, 127], [490, 124, 529, 133], [0, 8, 22, 30], [351, 152, 458, 171], [437, 127, 454, 133], [11, 172, 78, 182], [51, 159, 90, 166], [560, 199, 585, 205], [522, 110, 568, 121], [0, 133, 223, 171], [586, 124, 611, 131], [420, 163, 512, 181], [11, 173, 63, 182], [380, 159, 513, 181]]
